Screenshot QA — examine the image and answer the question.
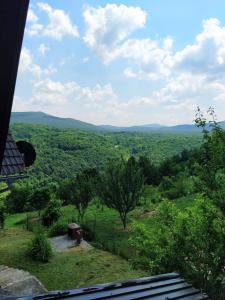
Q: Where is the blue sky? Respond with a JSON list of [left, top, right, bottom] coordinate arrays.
[[14, 0, 225, 125]]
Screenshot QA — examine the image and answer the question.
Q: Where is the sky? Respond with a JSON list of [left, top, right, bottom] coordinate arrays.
[[13, 0, 225, 126]]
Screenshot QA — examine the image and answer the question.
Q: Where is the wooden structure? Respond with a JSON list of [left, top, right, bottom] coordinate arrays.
[[68, 223, 83, 243]]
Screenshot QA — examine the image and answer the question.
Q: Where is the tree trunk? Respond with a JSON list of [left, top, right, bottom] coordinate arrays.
[[121, 213, 127, 229]]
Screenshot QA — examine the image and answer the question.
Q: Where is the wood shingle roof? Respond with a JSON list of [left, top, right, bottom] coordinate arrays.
[[0, 132, 25, 176]]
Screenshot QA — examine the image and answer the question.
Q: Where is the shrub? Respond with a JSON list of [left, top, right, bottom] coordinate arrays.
[[130, 196, 225, 299], [28, 229, 53, 262], [42, 198, 62, 227], [81, 223, 96, 241], [160, 175, 192, 200], [5, 183, 32, 213], [48, 221, 67, 237]]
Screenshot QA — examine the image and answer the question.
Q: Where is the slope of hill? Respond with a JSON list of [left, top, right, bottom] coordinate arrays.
[[11, 112, 101, 131], [11, 123, 202, 183], [11, 111, 225, 133]]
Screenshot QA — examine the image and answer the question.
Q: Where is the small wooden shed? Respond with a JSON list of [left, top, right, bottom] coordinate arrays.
[[68, 223, 83, 243]]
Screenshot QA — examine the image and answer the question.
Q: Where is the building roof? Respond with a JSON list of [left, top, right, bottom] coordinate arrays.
[[0, 132, 25, 176], [68, 223, 80, 230], [7, 273, 209, 300]]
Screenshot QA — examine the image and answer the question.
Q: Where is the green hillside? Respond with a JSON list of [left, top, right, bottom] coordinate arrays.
[[11, 123, 202, 183], [12, 111, 225, 133], [11, 112, 100, 131]]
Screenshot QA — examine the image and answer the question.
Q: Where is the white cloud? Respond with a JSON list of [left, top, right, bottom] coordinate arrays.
[[121, 38, 173, 80], [19, 47, 56, 78], [17, 11, 225, 125], [30, 79, 78, 106], [174, 18, 225, 79], [83, 4, 147, 63], [19, 47, 42, 77], [27, 9, 39, 23], [38, 44, 50, 57], [123, 68, 137, 78], [38, 2, 79, 40], [82, 57, 89, 63], [15, 75, 134, 124], [30, 79, 114, 107], [84, 6, 225, 83], [27, 3, 79, 40], [83, 4, 173, 79], [14, 70, 225, 125], [27, 23, 44, 37]]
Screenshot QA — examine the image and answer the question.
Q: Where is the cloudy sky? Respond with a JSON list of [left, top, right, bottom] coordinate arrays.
[[13, 0, 225, 126]]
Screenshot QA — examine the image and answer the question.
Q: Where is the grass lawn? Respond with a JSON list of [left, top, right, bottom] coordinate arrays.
[[0, 194, 195, 291], [0, 228, 146, 291], [4, 195, 195, 261]]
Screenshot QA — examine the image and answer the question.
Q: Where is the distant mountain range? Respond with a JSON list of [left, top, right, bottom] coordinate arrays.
[[10, 111, 225, 133]]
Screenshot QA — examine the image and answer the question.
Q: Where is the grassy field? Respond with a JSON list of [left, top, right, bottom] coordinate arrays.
[[0, 228, 146, 291], [1, 195, 194, 291], [4, 195, 195, 260], [4, 202, 156, 260]]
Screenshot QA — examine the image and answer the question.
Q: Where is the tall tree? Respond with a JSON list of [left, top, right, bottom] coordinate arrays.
[[99, 157, 144, 229], [195, 107, 225, 193], [73, 169, 95, 221]]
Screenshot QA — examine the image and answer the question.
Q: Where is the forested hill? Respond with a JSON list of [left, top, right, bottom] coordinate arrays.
[[11, 112, 100, 131], [11, 123, 202, 183], [11, 111, 225, 133]]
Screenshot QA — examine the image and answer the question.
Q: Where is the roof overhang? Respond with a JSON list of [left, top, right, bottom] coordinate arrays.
[[0, 0, 29, 172]]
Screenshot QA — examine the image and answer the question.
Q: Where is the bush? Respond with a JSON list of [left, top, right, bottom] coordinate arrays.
[[5, 183, 32, 213], [130, 196, 225, 299], [27, 229, 53, 263], [42, 198, 62, 227], [160, 175, 192, 200], [48, 221, 67, 237], [81, 223, 96, 241]]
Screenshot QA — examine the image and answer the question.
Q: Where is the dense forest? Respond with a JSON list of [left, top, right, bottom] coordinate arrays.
[[2, 110, 225, 299], [11, 123, 202, 183]]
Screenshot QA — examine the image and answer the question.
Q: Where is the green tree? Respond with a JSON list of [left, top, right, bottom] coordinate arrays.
[[130, 196, 225, 299], [29, 188, 51, 217], [42, 198, 62, 226], [57, 178, 74, 205], [195, 107, 225, 213], [5, 182, 33, 213], [73, 169, 95, 221], [138, 156, 159, 185], [99, 157, 144, 229]]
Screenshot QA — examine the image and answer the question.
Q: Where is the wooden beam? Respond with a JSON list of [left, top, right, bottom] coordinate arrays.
[[0, 0, 30, 170]]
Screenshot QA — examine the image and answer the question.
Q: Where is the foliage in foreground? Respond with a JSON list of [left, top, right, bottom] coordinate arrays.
[[27, 228, 53, 263], [130, 196, 225, 299]]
